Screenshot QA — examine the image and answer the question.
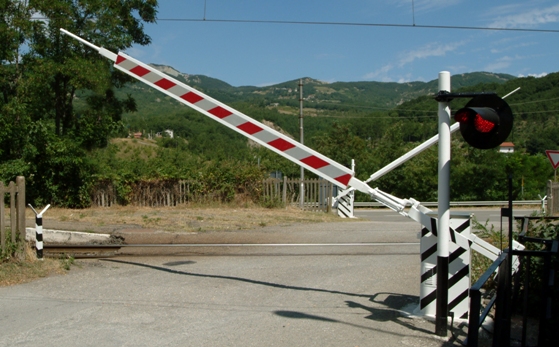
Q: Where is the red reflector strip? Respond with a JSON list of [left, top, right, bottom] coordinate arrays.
[[154, 78, 176, 90], [130, 65, 150, 77], [268, 138, 296, 151], [474, 114, 496, 133], [335, 174, 352, 186], [209, 106, 233, 119], [300, 156, 329, 169], [181, 92, 204, 104], [116, 55, 126, 64], [238, 122, 263, 135]]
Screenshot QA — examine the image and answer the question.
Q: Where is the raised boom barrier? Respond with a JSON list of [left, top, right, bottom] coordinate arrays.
[[60, 29, 523, 323]]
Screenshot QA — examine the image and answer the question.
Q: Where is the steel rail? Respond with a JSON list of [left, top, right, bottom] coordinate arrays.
[[45, 242, 419, 248]]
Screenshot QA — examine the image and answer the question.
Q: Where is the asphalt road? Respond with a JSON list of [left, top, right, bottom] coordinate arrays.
[[354, 207, 538, 230], [0, 216, 476, 347]]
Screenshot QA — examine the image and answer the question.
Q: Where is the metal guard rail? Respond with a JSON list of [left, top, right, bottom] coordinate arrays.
[[467, 252, 508, 347], [355, 200, 540, 207]]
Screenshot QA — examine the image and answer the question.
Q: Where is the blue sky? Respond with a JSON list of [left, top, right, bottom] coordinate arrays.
[[127, 0, 559, 87]]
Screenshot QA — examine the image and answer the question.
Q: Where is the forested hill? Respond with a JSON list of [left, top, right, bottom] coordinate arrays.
[[114, 69, 559, 205], [128, 67, 516, 110], [119, 68, 517, 147]]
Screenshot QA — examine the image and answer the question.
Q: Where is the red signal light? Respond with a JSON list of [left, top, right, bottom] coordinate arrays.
[[474, 113, 496, 133], [454, 110, 471, 123]]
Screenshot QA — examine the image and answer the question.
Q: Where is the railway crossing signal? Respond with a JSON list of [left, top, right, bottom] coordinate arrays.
[[453, 94, 513, 150]]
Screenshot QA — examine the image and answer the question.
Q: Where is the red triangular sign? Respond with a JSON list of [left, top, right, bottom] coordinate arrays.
[[546, 150, 559, 169]]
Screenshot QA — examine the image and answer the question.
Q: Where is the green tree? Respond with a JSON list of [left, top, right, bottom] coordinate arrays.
[[0, 0, 158, 207]]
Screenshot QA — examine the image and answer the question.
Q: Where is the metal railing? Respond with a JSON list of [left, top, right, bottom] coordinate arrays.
[[468, 217, 559, 347], [355, 200, 540, 208], [467, 252, 509, 347], [512, 217, 559, 347]]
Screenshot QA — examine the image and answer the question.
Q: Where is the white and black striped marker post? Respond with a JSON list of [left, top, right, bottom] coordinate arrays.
[[420, 215, 472, 319], [28, 204, 51, 260]]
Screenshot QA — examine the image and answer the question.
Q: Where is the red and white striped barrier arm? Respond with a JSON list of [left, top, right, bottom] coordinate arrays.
[[113, 52, 354, 187], [60, 29, 353, 188]]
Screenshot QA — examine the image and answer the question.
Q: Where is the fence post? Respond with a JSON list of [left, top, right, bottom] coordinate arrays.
[[9, 182, 16, 245], [282, 176, 287, 205], [467, 288, 481, 347], [16, 176, 26, 240], [327, 181, 332, 213]]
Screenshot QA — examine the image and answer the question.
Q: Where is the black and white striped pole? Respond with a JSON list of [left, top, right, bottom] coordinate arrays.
[[28, 204, 50, 260], [436, 71, 451, 337]]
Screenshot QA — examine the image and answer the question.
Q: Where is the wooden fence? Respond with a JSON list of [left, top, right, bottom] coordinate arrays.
[[91, 177, 335, 212], [92, 180, 203, 207], [1, 176, 26, 254], [262, 177, 334, 212]]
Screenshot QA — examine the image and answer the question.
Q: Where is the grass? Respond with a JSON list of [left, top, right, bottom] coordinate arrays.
[[0, 242, 69, 287], [470, 215, 508, 285], [32, 203, 349, 233]]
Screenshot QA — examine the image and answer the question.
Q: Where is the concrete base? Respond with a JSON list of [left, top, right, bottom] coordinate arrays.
[[25, 228, 111, 245]]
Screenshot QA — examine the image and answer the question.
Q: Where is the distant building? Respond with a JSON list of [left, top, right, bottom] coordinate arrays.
[[156, 129, 174, 138], [499, 142, 514, 153], [133, 132, 142, 139]]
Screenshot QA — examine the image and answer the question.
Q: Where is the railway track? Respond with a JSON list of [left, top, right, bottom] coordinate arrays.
[[44, 242, 420, 258], [44, 244, 123, 258]]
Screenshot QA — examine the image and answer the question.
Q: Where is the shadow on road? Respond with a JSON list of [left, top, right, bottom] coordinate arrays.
[[101, 258, 467, 345], [101, 258, 371, 298]]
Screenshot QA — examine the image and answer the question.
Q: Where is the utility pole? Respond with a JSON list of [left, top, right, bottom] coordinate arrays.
[[299, 79, 304, 209]]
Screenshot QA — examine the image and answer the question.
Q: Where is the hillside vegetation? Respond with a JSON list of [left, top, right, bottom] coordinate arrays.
[[88, 70, 557, 204]]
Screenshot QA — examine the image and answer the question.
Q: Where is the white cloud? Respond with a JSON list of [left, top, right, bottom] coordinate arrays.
[[395, 0, 462, 13], [363, 63, 394, 80], [488, 4, 559, 28], [490, 41, 537, 54], [518, 72, 548, 78], [397, 41, 466, 67], [397, 75, 413, 83], [363, 40, 465, 81], [484, 56, 514, 71]]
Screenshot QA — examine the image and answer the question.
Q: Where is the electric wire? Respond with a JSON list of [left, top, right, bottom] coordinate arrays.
[[156, 17, 559, 34], [30, 14, 559, 34]]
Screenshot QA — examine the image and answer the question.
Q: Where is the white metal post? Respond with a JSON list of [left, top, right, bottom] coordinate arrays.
[[299, 79, 305, 209], [436, 71, 451, 336], [28, 204, 50, 260]]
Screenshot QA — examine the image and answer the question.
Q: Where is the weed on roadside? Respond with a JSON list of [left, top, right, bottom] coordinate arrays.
[[470, 215, 507, 285], [1, 232, 72, 286]]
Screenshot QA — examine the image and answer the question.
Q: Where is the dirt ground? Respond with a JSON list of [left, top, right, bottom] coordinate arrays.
[[25, 204, 353, 234]]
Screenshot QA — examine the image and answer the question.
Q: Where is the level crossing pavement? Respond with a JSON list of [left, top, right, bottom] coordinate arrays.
[[0, 217, 487, 347], [355, 207, 538, 230]]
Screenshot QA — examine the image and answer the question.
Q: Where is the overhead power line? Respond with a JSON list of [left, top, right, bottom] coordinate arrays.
[[156, 17, 559, 34]]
